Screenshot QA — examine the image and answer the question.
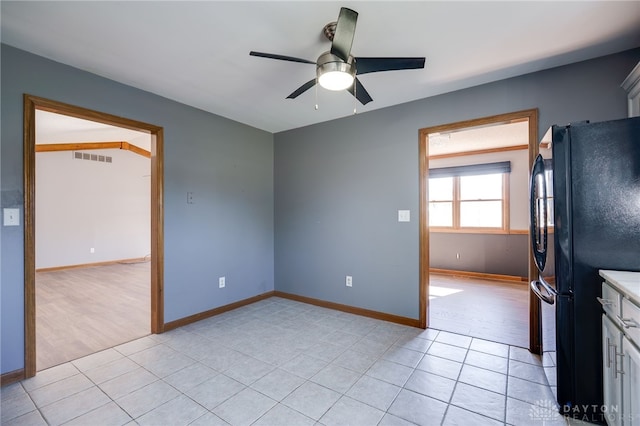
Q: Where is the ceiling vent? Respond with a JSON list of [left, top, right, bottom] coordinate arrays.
[[73, 151, 112, 164]]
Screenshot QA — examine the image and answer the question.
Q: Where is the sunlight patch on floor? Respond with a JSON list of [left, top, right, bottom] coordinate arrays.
[[429, 285, 464, 298]]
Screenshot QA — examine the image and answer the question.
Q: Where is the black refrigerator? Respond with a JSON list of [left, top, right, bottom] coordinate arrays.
[[530, 117, 640, 422]]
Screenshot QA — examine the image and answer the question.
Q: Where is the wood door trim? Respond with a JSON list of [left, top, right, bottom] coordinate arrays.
[[35, 141, 151, 158], [418, 109, 539, 347], [428, 144, 528, 160], [23, 94, 164, 378], [36, 142, 122, 152], [418, 127, 429, 329]]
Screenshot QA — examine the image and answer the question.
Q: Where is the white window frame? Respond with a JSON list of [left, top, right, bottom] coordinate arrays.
[[428, 163, 510, 233]]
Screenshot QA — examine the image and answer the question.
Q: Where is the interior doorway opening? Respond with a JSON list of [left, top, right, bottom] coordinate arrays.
[[23, 95, 165, 378], [418, 109, 540, 351], [34, 111, 152, 371]]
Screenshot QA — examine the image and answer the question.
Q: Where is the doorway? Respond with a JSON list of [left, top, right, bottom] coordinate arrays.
[[35, 110, 152, 370], [418, 109, 541, 352], [23, 95, 165, 378]]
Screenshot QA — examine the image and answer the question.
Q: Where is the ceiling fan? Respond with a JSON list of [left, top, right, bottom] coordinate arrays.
[[249, 7, 426, 105]]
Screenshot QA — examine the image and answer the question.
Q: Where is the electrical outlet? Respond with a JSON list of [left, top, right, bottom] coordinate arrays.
[[456, 253, 460, 260], [219, 276, 225, 288], [90, 247, 95, 254], [346, 276, 353, 287]]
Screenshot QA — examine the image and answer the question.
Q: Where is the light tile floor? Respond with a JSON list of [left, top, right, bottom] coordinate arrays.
[[2, 297, 576, 425]]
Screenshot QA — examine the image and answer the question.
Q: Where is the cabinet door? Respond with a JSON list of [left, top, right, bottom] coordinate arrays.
[[603, 314, 623, 426], [622, 337, 640, 426]]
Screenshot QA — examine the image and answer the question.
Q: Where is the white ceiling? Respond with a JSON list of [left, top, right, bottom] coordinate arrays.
[[429, 121, 528, 157], [3, 1, 640, 133], [36, 110, 152, 151]]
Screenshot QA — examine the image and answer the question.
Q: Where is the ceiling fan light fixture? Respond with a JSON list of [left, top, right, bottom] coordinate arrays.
[[318, 69, 354, 91], [317, 52, 355, 91]]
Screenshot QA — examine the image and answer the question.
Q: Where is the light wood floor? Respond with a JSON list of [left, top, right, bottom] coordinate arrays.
[[35, 266, 527, 370], [428, 273, 529, 348], [36, 262, 150, 371]]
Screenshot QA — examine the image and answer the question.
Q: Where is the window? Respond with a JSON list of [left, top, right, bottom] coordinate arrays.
[[428, 162, 510, 231]]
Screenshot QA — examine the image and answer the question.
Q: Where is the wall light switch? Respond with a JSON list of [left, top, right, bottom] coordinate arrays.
[[3, 208, 20, 226], [398, 210, 410, 222]]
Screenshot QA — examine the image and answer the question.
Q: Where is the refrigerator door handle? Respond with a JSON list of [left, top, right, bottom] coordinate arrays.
[[529, 154, 548, 272], [530, 275, 556, 305]]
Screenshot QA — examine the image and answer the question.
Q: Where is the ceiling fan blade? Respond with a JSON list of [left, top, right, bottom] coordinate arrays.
[[250, 51, 315, 65], [330, 7, 358, 62], [347, 78, 373, 105], [355, 57, 426, 75], [286, 78, 317, 99]]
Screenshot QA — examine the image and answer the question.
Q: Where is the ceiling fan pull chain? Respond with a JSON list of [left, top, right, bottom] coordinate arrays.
[[353, 81, 357, 114], [315, 78, 319, 110]]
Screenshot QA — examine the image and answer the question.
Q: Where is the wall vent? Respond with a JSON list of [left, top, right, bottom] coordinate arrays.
[[73, 151, 112, 164]]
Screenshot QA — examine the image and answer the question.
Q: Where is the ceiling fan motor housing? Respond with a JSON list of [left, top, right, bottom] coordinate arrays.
[[316, 51, 356, 90]]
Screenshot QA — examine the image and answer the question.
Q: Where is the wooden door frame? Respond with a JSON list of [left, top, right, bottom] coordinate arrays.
[[23, 94, 164, 378], [418, 109, 541, 353]]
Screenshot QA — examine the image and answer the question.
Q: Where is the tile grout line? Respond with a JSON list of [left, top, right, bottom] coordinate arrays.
[[3, 298, 559, 426], [439, 335, 472, 426], [504, 344, 513, 425]]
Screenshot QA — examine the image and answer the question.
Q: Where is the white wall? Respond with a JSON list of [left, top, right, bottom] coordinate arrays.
[[429, 148, 530, 230], [35, 148, 150, 268]]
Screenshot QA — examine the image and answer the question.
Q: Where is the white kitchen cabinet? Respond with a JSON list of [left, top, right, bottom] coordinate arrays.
[[600, 270, 640, 426], [622, 62, 640, 117], [622, 337, 640, 426], [603, 313, 623, 426]]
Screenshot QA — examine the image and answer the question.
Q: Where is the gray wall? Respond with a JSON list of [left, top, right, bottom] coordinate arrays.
[[429, 233, 556, 278], [1, 45, 274, 375], [429, 233, 529, 277], [274, 48, 639, 320]]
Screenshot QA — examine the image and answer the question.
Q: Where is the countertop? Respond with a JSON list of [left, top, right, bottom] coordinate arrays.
[[600, 270, 640, 306]]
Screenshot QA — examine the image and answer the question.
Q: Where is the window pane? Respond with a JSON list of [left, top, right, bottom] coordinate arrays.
[[429, 202, 453, 227], [429, 177, 453, 201], [460, 201, 502, 227], [460, 174, 502, 200]]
